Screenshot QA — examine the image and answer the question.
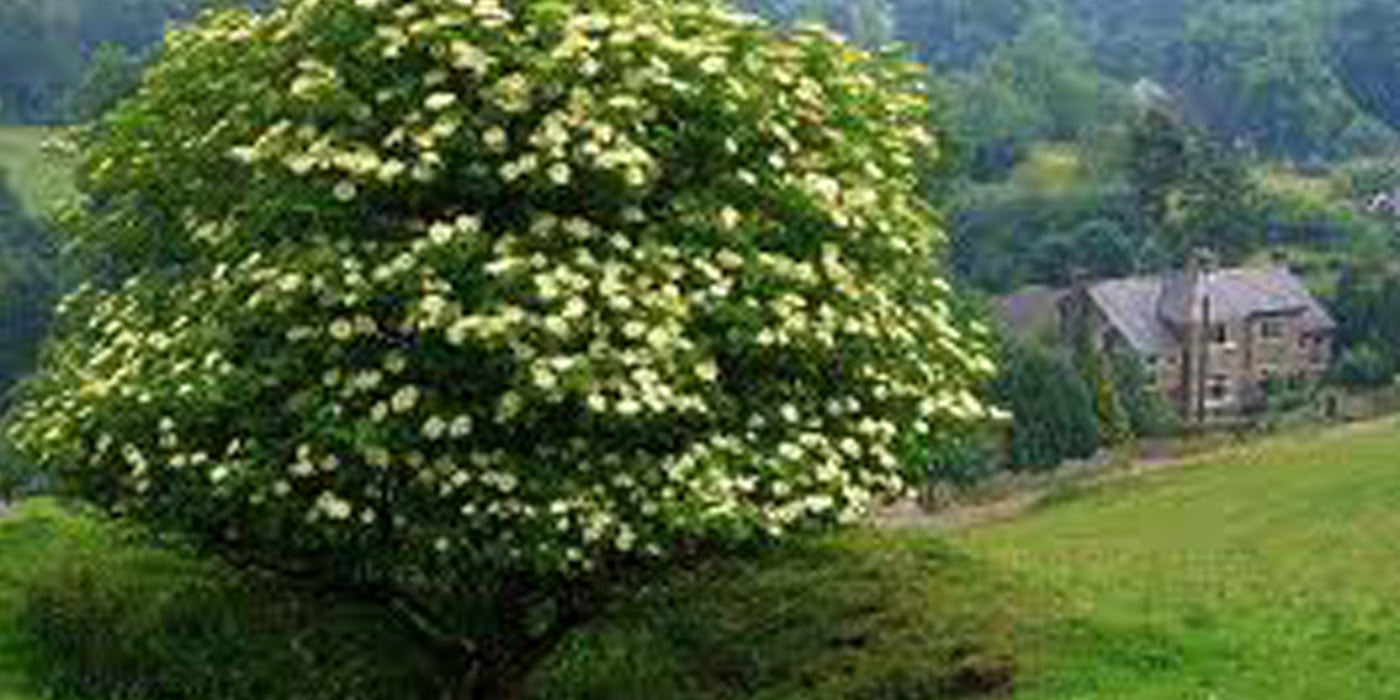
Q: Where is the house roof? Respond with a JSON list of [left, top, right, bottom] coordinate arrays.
[[994, 286, 1066, 341], [1091, 266, 1335, 355], [1089, 277, 1180, 355]]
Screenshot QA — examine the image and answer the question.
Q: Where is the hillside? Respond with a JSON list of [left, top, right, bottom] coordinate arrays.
[[964, 417, 1400, 698], [0, 127, 75, 220], [3, 419, 1400, 697], [535, 417, 1400, 698]]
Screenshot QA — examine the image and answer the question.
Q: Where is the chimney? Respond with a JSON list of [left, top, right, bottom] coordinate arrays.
[[1064, 266, 1092, 350], [1068, 266, 1090, 296], [1158, 248, 1215, 325], [1190, 247, 1217, 278]]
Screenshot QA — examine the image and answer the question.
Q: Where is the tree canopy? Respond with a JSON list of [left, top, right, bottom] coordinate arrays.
[[5, 0, 997, 694]]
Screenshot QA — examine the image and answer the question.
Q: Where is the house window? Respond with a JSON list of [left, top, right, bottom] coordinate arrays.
[[1260, 320, 1282, 339], [1208, 374, 1230, 401], [1211, 324, 1228, 344]]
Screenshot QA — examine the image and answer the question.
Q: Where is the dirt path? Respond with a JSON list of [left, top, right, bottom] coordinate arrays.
[[874, 415, 1400, 533]]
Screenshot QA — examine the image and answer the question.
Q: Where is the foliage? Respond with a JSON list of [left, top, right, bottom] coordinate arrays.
[[992, 339, 1099, 471], [1175, 0, 1384, 161], [0, 127, 80, 220], [1081, 343, 1130, 448], [0, 0, 279, 124], [1108, 349, 1179, 438], [5, 0, 996, 694], [1334, 344, 1393, 389], [64, 43, 146, 123], [0, 497, 1037, 700], [15, 500, 438, 700], [1172, 134, 1266, 263], [923, 0, 1394, 166], [1330, 264, 1400, 387], [528, 533, 1025, 700], [1125, 104, 1186, 233], [890, 0, 1034, 71], [950, 180, 1143, 291], [1123, 101, 1268, 264], [936, 12, 1128, 180], [1329, 0, 1400, 136], [1334, 158, 1400, 199], [1258, 375, 1313, 415], [920, 429, 999, 490], [735, 0, 894, 49], [0, 0, 199, 123], [0, 176, 55, 402]]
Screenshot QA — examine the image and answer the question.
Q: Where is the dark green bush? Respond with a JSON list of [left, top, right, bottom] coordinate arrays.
[[527, 534, 1025, 700], [17, 503, 438, 700], [993, 340, 1101, 471], [1109, 350, 1181, 439], [1334, 344, 1394, 389]]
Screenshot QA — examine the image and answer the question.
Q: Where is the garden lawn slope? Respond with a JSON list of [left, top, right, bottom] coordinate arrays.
[[964, 417, 1400, 699]]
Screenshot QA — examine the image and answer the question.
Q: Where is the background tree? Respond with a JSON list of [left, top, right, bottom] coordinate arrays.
[[1329, 0, 1400, 135], [1126, 100, 1187, 236], [64, 42, 146, 123], [1329, 263, 1400, 388], [1174, 133, 1265, 263], [4, 0, 997, 696], [0, 176, 54, 403], [734, 0, 893, 48]]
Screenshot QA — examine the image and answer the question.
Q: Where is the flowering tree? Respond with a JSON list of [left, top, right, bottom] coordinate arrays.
[[7, 0, 998, 695]]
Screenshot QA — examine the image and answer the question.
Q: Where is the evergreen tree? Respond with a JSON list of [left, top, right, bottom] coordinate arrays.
[[993, 340, 1100, 471]]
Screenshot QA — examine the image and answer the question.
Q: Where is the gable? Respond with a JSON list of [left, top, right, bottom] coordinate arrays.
[[1088, 278, 1178, 356]]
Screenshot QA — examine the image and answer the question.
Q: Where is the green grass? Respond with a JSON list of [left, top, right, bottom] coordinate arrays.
[[529, 534, 1034, 700], [0, 126, 77, 220], [0, 499, 436, 700], [8, 419, 1400, 698], [963, 417, 1400, 698], [0, 499, 1037, 700], [539, 418, 1400, 699], [0, 501, 65, 700]]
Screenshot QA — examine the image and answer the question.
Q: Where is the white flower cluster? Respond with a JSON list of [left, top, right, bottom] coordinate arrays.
[[11, 0, 998, 582]]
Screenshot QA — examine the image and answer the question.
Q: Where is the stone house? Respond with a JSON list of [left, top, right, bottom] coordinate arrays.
[[1063, 251, 1334, 422], [999, 251, 1335, 423]]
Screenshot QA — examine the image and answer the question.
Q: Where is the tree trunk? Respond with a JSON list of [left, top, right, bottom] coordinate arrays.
[[438, 636, 557, 700]]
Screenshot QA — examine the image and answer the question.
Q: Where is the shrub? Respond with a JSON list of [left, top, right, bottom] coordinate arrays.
[[6, 0, 997, 694], [527, 533, 1024, 700], [992, 340, 1099, 471], [10, 500, 435, 700], [1109, 349, 1179, 438], [1335, 343, 1394, 389]]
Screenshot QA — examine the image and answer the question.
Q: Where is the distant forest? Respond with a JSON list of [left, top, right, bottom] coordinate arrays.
[[6, 0, 1400, 164], [742, 0, 1400, 166]]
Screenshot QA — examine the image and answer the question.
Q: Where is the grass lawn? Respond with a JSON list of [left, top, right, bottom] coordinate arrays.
[[534, 417, 1400, 699], [4, 418, 1400, 698], [0, 126, 77, 220], [964, 416, 1400, 698]]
